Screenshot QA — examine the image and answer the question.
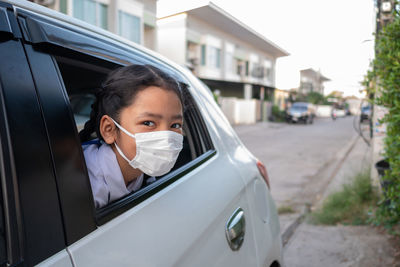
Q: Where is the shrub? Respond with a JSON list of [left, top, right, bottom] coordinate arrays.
[[311, 171, 378, 225], [366, 15, 400, 226], [271, 105, 286, 122]]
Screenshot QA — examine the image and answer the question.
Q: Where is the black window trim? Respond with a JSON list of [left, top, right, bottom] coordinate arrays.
[[0, 81, 23, 267]]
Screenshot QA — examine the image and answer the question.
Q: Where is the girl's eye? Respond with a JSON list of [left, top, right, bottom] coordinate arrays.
[[171, 123, 182, 129], [143, 121, 155, 127]]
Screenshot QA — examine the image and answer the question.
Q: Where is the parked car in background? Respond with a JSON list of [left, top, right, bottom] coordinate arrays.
[[360, 105, 372, 123], [286, 102, 316, 124], [0, 1, 283, 266]]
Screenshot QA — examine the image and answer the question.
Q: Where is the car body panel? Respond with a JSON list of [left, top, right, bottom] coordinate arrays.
[[180, 69, 283, 266], [68, 153, 258, 267], [36, 250, 73, 267]]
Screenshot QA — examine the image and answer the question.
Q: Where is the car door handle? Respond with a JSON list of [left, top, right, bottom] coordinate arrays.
[[225, 207, 245, 251]]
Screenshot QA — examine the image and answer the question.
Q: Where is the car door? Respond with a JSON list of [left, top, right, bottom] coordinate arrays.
[[0, 2, 73, 266], [182, 68, 283, 267], [14, 5, 259, 267]]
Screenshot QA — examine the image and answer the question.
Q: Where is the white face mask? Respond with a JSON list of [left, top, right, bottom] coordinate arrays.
[[110, 118, 183, 177]]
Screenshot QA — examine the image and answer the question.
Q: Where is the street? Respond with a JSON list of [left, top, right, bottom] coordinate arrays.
[[234, 116, 357, 210], [234, 116, 399, 266]]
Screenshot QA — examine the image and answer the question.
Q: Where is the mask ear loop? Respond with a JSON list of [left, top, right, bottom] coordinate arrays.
[[110, 118, 137, 139], [114, 142, 132, 162], [110, 117, 137, 162]]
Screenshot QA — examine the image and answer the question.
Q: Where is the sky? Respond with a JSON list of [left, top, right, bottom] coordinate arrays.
[[159, 0, 377, 97]]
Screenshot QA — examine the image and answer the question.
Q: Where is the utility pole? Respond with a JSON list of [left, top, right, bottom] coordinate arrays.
[[376, 0, 395, 34], [370, 0, 396, 188]]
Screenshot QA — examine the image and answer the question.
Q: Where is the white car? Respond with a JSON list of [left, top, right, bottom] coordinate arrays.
[[0, 1, 283, 266]]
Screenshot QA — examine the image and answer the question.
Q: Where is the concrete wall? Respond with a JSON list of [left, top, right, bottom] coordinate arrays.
[[316, 105, 332, 117], [346, 98, 362, 115], [219, 97, 270, 124], [370, 105, 389, 189], [157, 14, 187, 65]]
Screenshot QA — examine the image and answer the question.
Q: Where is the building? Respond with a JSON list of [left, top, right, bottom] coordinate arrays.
[[157, 1, 289, 99], [30, 0, 158, 50], [299, 68, 330, 95]]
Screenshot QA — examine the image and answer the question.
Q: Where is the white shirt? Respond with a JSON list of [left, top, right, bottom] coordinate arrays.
[[83, 141, 146, 208]]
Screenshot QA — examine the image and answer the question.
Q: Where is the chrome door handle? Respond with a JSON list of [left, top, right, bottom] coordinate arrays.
[[225, 207, 245, 251]]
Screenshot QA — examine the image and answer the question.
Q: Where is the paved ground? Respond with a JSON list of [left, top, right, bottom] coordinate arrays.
[[234, 116, 356, 210], [233, 116, 399, 267]]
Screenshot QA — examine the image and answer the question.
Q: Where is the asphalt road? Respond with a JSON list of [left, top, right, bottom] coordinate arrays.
[[234, 116, 357, 210], [234, 117, 399, 266]]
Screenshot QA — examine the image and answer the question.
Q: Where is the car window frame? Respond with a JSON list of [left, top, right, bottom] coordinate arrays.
[[16, 7, 217, 230]]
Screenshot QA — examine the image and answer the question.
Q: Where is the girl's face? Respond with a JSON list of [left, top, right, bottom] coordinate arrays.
[[108, 85, 182, 157], [100, 86, 183, 181]]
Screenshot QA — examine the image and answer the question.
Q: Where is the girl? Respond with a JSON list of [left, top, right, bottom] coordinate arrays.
[[80, 64, 184, 208]]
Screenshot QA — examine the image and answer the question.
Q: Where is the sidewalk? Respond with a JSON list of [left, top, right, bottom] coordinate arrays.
[[281, 132, 399, 266], [279, 127, 360, 241]]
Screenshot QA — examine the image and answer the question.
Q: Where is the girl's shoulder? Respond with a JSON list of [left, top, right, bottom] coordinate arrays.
[[82, 139, 102, 147]]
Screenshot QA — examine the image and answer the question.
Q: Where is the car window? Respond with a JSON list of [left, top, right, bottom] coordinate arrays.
[[53, 54, 214, 214]]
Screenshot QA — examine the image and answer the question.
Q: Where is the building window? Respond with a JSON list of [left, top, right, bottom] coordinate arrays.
[[236, 59, 243, 75], [225, 52, 234, 74], [208, 46, 221, 69], [60, 0, 67, 14], [73, 0, 108, 30], [186, 41, 199, 67], [265, 68, 271, 80], [245, 61, 249, 76], [119, 11, 141, 44], [251, 64, 264, 78], [201, 44, 206, 66]]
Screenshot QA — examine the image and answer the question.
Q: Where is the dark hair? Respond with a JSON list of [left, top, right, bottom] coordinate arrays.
[[79, 64, 184, 142]]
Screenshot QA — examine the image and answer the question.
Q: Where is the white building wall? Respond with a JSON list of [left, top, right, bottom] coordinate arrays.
[[219, 97, 257, 124], [198, 35, 222, 79], [156, 14, 188, 65], [184, 15, 278, 87], [51, 0, 157, 50]]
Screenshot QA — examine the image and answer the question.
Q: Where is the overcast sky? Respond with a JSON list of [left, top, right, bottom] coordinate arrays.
[[213, 0, 376, 97], [159, 0, 376, 97]]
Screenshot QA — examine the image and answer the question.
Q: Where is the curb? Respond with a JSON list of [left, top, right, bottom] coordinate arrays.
[[281, 205, 310, 247], [281, 133, 360, 248]]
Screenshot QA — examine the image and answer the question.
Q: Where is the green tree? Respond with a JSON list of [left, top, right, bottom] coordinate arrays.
[[306, 92, 326, 104], [367, 13, 400, 227]]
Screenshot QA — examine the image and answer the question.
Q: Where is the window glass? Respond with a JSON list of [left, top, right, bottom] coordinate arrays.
[[236, 59, 243, 75], [73, 0, 108, 30], [225, 52, 233, 73], [59, 0, 67, 14], [208, 46, 221, 69], [201, 44, 206, 66], [118, 11, 141, 43], [99, 3, 108, 30]]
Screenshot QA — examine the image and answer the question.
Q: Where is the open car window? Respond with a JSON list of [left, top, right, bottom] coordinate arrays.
[[53, 54, 215, 221]]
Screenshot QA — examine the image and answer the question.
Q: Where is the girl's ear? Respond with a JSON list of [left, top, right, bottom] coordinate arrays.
[[99, 115, 117, 144]]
